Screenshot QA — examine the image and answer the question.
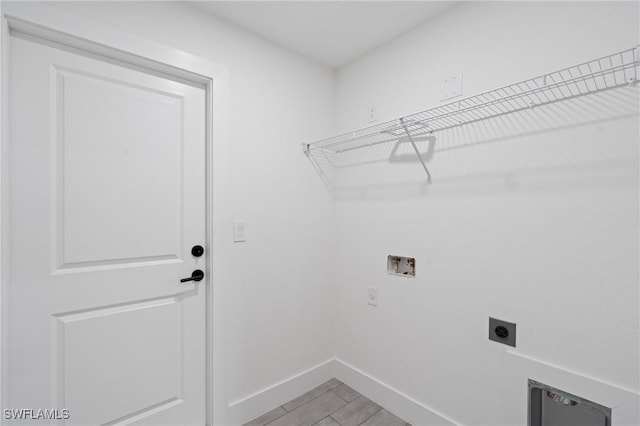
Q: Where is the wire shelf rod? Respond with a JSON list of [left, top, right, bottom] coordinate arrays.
[[303, 46, 639, 156]]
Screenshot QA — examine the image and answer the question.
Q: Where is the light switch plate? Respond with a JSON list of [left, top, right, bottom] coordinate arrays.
[[440, 72, 463, 101], [233, 220, 246, 242]]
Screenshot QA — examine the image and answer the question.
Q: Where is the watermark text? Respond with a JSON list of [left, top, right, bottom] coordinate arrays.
[[3, 409, 70, 420]]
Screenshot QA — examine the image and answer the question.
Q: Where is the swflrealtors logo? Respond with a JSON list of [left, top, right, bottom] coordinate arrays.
[[3, 409, 70, 420]]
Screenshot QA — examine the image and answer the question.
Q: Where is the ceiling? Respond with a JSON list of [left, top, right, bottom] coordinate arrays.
[[194, 1, 458, 69]]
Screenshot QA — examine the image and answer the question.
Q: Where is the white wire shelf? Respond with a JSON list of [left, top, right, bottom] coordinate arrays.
[[303, 46, 640, 183]]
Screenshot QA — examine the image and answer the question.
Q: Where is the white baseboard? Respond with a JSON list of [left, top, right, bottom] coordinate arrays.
[[227, 358, 459, 426], [229, 358, 458, 426], [227, 359, 335, 425], [333, 358, 460, 426], [226, 356, 636, 426]]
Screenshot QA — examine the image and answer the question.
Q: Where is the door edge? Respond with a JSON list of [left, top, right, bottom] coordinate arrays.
[[0, 4, 229, 425]]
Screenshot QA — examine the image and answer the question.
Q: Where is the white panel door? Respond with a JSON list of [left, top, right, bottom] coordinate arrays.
[[8, 34, 207, 425]]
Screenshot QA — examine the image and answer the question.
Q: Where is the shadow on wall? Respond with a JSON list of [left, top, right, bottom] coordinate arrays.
[[306, 85, 639, 200]]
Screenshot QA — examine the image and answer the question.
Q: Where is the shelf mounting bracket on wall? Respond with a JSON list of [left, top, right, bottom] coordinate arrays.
[[400, 117, 432, 183]]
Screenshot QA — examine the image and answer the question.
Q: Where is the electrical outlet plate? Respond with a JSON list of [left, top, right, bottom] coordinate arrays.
[[367, 286, 378, 306], [233, 220, 246, 242], [368, 106, 377, 123], [489, 317, 516, 347], [440, 72, 463, 101]]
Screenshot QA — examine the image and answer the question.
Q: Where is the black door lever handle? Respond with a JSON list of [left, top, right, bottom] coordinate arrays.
[[180, 269, 204, 283]]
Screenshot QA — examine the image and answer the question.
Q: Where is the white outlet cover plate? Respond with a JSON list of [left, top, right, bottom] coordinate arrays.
[[368, 106, 377, 123], [367, 286, 378, 307], [233, 220, 247, 242], [440, 72, 463, 102]]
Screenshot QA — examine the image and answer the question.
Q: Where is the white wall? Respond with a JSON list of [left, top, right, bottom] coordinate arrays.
[[45, 2, 336, 424], [5, 2, 639, 425], [332, 2, 639, 425]]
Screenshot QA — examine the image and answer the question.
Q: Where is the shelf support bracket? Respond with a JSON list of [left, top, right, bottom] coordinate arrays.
[[400, 118, 432, 184]]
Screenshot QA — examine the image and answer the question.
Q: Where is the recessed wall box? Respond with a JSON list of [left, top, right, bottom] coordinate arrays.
[[528, 379, 611, 426], [387, 255, 415, 277]]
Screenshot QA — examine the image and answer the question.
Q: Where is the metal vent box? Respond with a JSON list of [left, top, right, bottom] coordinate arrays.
[[528, 379, 611, 426]]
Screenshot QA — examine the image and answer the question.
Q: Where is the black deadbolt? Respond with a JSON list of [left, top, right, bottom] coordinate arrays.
[[495, 326, 509, 339], [180, 269, 204, 283], [191, 245, 204, 257]]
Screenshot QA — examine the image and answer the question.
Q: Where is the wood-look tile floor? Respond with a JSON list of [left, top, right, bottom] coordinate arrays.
[[244, 379, 411, 426]]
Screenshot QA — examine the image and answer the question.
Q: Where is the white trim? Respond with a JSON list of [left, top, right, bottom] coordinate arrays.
[[228, 359, 335, 425], [333, 358, 460, 426], [229, 358, 460, 426], [0, 6, 8, 419], [2, 2, 227, 84], [331, 353, 640, 426], [0, 3, 229, 425]]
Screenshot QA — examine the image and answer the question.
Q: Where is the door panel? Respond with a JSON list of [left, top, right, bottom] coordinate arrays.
[[57, 299, 181, 425], [56, 68, 183, 267], [8, 34, 207, 425]]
